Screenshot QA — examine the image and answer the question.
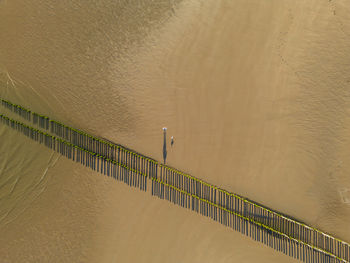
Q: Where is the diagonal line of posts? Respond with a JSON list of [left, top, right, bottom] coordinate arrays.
[[0, 97, 349, 263]]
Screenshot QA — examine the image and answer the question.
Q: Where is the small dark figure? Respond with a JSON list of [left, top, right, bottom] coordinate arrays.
[[163, 127, 167, 164], [171, 136, 174, 146]]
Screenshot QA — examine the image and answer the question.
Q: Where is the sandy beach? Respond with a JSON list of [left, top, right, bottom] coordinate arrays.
[[0, 0, 349, 262]]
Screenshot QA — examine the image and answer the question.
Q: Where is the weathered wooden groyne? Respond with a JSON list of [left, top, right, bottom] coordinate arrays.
[[1, 97, 349, 263]]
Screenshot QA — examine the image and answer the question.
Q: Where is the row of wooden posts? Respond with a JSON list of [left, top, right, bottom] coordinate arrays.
[[0, 97, 349, 263]]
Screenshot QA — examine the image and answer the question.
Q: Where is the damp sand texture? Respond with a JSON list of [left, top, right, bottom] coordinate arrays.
[[1, 0, 350, 262], [0, 98, 349, 262]]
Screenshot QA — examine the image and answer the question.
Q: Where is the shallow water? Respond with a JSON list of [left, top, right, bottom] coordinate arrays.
[[0, 0, 350, 262]]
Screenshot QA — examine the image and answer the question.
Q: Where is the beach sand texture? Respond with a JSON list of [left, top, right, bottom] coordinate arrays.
[[0, 0, 350, 262]]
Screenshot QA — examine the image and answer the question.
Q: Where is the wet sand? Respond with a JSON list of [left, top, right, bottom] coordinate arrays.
[[0, 0, 350, 262], [0, 127, 298, 263]]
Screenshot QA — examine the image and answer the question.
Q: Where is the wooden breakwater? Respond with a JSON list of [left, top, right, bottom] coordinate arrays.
[[0, 97, 349, 263]]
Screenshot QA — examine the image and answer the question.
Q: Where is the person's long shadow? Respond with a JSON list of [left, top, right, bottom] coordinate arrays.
[[163, 127, 167, 164]]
